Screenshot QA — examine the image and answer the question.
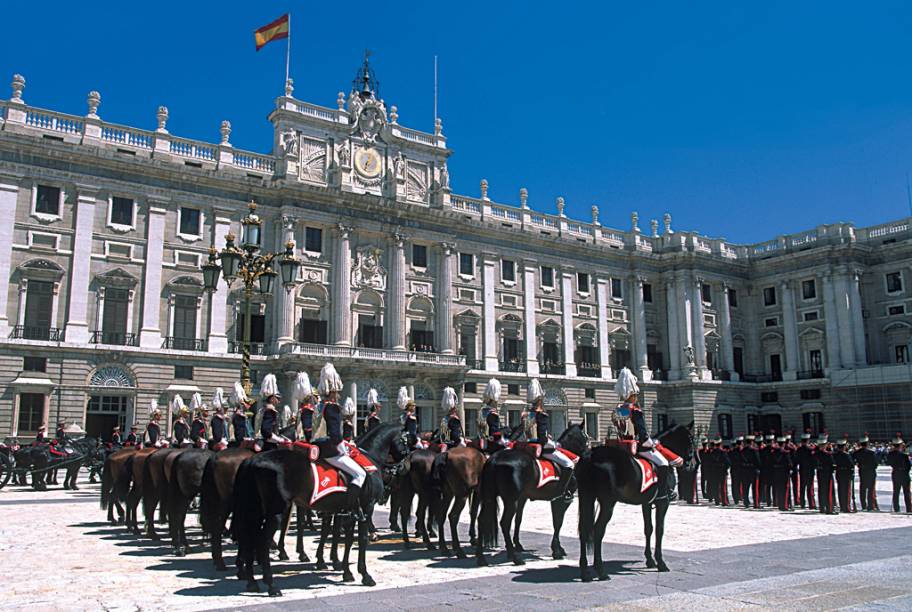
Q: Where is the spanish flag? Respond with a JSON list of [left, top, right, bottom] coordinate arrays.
[[254, 14, 290, 51]]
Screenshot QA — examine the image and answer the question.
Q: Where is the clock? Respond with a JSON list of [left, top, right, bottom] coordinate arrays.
[[354, 147, 382, 179]]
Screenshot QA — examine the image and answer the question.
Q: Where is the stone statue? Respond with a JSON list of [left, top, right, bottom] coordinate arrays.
[[439, 163, 450, 190], [683, 345, 695, 366], [337, 141, 351, 167], [280, 129, 298, 158], [394, 152, 405, 179]]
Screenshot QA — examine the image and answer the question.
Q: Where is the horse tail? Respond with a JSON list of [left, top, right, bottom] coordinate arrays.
[[230, 459, 260, 544], [477, 459, 499, 548], [100, 454, 113, 510], [198, 455, 217, 535]]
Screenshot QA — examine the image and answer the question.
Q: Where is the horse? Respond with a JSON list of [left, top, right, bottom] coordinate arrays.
[[395, 445, 444, 550], [167, 448, 215, 556], [576, 422, 694, 581], [475, 422, 590, 566], [431, 445, 486, 558], [142, 448, 185, 539], [199, 447, 255, 570], [100, 447, 137, 524], [231, 423, 407, 595]]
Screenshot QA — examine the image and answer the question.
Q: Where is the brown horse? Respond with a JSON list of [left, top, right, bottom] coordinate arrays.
[[397, 447, 441, 549], [198, 447, 254, 570], [167, 448, 214, 556], [142, 448, 185, 539], [100, 447, 137, 524], [432, 446, 485, 557], [126, 447, 158, 534]]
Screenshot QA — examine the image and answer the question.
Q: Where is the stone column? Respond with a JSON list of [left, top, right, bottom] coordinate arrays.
[[560, 269, 577, 377], [595, 277, 612, 379], [207, 212, 232, 353], [780, 279, 800, 380], [848, 269, 867, 366], [675, 273, 693, 367], [833, 270, 856, 368], [273, 215, 297, 348], [482, 253, 498, 371], [718, 282, 737, 380], [631, 274, 650, 380], [665, 278, 681, 379], [0, 179, 19, 338], [387, 232, 406, 350], [822, 271, 842, 371], [139, 204, 167, 348], [437, 242, 455, 354], [348, 381, 358, 436], [332, 224, 352, 346], [691, 276, 707, 373], [64, 187, 97, 343], [522, 259, 540, 376]]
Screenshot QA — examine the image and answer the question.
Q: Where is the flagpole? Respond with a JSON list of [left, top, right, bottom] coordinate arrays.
[[433, 55, 438, 124], [285, 13, 292, 92]]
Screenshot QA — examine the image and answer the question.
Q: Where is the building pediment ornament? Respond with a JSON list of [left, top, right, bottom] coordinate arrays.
[[18, 258, 65, 281], [96, 267, 138, 288], [90, 365, 135, 388], [351, 246, 387, 291]]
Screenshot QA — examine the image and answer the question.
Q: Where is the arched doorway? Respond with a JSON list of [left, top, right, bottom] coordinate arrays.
[[85, 366, 136, 440]]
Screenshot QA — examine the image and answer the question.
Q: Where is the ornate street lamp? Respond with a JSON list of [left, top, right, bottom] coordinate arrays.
[[202, 200, 301, 393]]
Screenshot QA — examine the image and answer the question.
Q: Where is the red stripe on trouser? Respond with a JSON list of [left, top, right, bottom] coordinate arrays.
[[828, 479, 833, 512], [755, 478, 760, 508], [810, 477, 815, 508], [692, 475, 697, 502], [785, 479, 791, 510], [797, 472, 802, 505]]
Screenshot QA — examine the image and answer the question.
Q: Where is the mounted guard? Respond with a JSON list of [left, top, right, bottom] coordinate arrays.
[[230, 381, 253, 444], [525, 378, 576, 500], [342, 397, 356, 441], [481, 378, 507, 448], [258, 373, 288, 451], [440, 386, 464, 448], [398, 387, 419, 449], [171, 395, 191, 447], [293, 372, 317, 442], [144, 403, 164, 448], [189, 392, 208, 448], [209, 387, 229, 450], [365, 388, 382, 432]]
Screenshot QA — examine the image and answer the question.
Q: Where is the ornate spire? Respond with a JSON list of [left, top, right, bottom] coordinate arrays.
[[352, 49, 380, 100]]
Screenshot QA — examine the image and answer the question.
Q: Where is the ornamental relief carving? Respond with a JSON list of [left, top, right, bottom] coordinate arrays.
[[351, 246, 387, 291], [299, 136, 327, 183], [406, 161, 429, 202]]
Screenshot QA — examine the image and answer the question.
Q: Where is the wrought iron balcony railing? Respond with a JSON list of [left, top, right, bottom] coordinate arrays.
[[162, 337, 208, 351], [10, 325, 63, 341], [90, 331, 137, 346]]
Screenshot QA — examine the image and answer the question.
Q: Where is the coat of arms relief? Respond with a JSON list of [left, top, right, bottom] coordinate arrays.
[[351, 246, 387, 290]]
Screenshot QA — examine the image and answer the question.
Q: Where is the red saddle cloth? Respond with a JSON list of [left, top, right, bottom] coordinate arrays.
[[635, 458, 658, 493], [536, 458, 559, 488], [311, 462, 348, 505], [605, 438, 638, 455], [512, 442, 542, 458], [344, 443, 378, 472]]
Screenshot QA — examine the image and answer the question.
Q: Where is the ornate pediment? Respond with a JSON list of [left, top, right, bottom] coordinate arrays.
[[90, 365, 135, 388], [18, 258, 65, 281], [351, 246, 387, 291], [96, 267, 138, 288]]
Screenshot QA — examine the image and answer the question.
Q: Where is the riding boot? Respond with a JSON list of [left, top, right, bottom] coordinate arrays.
[[555, 466, 575, 502], [666, 467, 678, 502], [347, 483, 366, 522], [656, 465, 671, 500]]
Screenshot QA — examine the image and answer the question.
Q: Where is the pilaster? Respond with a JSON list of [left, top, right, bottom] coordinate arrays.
[[437, 242, 455, 354], [780, 279, 800, 380], [482, 253, 498, 371], [560, 269, 577, 377], [387, 232, 406, 351], [523, 260, 540, 376], [822, 271, 842, 371], [332, 224, 352, 346], [206, 212, 232, 353], [595, 276, 612, 379], [139, 204, 167, 348], [631, 274, 651, 381], [0, 179, 19, 337], [64, 186, 97, 343]]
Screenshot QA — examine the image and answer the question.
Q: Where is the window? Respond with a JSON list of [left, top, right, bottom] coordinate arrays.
[[409, 328, 435, 352], [17, 393, 45, 432], [802, 279, 817, 300], [717, 414, 733, 440], [809, 349, 823, 373], [577, 272, 590, 294], [29, 232, 58, 249], [656, 413, 669, 431], [769, 354, 782, 381], [501, 259, 515, 283], [733, 347, 744, 376], [642, 283, 653, 303], [178, 207, 201, 236], [465, 409, 478, 437], [803, 311, 819, 322], [764, 317, 778, 327], [611, 349, 631, 373], [464, 382, 477, 394], [110, 197, 134, 226], [106, 242, 132, 259], [701, 283, 712, 304], [503, 337, 522, 363], [746, 413, 759, 432], [459, 253, 473, 276], [412, 244, 428, 269], [236, 312, 266, 344], [172, 295, 198, 348], [888, 305, 905, 316], [23, 356, 47, 372], [611, 278, 623, 299], [507, 383, 520, 396], [299, 317, 328, 344], [761, 391, 779, 403], [802, 411, 825, 435], [541, 266, 554, 288], [585, 412, 598, 438], [896, 345, 909, 364], [584, 387, 595, 400], [886, 272, 903, 294], [647, 344, 662, 371], [304, 227, 322, 253], [35, 185, 60, 216], [358, 321, 383, 348], [23, 280, 54, 339], [174, 365, 194, 380], [729, 288, 738, 308], [763, 286, 776, 306], [800, 388, 822, 400], [101, 287, 129, 344]]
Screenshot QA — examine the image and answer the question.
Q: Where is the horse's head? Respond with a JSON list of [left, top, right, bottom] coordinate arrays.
[[657, 421, 694, 460], [557, 421, 589, 456]]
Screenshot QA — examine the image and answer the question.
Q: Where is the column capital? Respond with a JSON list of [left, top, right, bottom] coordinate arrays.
[[440, 241, 457, 254], [280, 214, 298, 228], [392, 230, 408, 247], [336, 222, 353, 237], [629, 273, 648, 285], [779, 278, 793, 290], [74, 183, 100, 201]]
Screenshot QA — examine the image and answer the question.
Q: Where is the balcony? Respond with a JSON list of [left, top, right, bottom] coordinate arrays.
[[90, 331, 137, 346], [463, 358, 484, 370], [797, 370, 825, 380], [740, 373, 782, 383], [162, 337, 208, 351], [409, 344, 437, 354], [540, 362, 566, 375], [229, 340, 266, 355], [10, 325, 63, 341], [711, 369, 732, 381], [576, 362, 601, 378], [284, 342, 467, 367], [499, 360, 526, 373]]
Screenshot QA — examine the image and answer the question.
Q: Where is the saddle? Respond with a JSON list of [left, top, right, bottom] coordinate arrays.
[[512, 441, 543, 458], [604, 438, 658, 493]]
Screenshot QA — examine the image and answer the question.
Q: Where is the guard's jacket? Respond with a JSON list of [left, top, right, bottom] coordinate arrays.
[[402, 412, 418, 446], [533, 410, 551, 446], [366, 411, 381, 432], [342, 420, 354, 441], [111, 432, 122, 445], [190, 417, 206, 442], [146, 421, 161, 445], [210, 414, 228, 441], [232, 410, 249, 441], [125, 431, 138, 446], [56, 427, 67, 443], [323, 401, 344, 445], [447, 415, 463, 447], [173, 419, 190, 443], [486, 410, 502, 438], [299, 402, 315, 440], [260, 405, 278, 439]]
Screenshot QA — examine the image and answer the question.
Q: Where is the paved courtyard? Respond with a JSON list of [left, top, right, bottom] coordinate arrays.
[[0, 467, 909, 611]]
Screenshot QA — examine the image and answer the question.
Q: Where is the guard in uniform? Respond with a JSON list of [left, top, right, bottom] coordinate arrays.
[[741, 435, 761, 509], [527, 378, 575, 500], [190, 410, 207, 445], [145, 409, 162, 447], [231, 381, 252, 443], [342, 397, 356, 442], [440, 386, 463, 448], [111, 425, 122, 447], [886, 434, 911, 513], [172, 402, 191, 447], [210, 404, 229, 450], [699, 438, 710, 498], [815, 434, 837, 514], [55, 420, 68, 444], [702, 439, 718, 504], [294, 372, 318, 442], [852, 434, 879, 511], [125, 424, 139, 446], [36, 424, 47, 444], [716, 438, 731, 506], [795, 431, 816, 509], [784, 432, 799, 507], [399, 387, 419, 449], [759, 433, 775, 506], [364, 387, 381, 433], [258, 373, 282, 451], [729, 436, 745, 505], [482, 379, 506, 448], [833, 436, 856, 513], [771, 435, 793, 511]]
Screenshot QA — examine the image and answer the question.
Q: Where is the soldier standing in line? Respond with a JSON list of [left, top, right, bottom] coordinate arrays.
[[703, 438, 718, 504], [760, 433, 775, 506], [852, 434, 879, 511], [795, 431, 816, 509], [741, 434, 762, 509], [784, 431, 799, 507], [717, 438, 732, 506], [886, 434, 911, 513], [833, 435, 856, 514], [815, 433, 837, 515], [771, 435, 793, 511], [698, 438, 710, 499], [729, 436, 745, 505]]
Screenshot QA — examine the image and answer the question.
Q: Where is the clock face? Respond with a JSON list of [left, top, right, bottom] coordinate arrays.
[[354, 147, 382, 179]]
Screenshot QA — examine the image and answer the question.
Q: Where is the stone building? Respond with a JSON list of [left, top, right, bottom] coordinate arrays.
[[0, 61, 910, 441]]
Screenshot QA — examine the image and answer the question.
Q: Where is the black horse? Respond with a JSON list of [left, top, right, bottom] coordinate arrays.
[[475, 422, 590, 566], [576, 422, 694, 581]]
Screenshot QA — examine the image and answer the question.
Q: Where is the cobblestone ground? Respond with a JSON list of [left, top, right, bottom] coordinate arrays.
[[0, 467, 909, 611]]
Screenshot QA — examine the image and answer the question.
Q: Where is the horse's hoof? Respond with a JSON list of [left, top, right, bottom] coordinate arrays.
[[597, 570, 611, 581], [514, 544, 525, 553], [657, 562, 670, 573], [278, 551, 289, 561], [71, 485, 79, 491], [512, 556, 525, 566], [552, 550, 566, 560], [455, 550, 467, 560], [245, 580, 260, 593], [333, 561, 344, 571], [215, 563, 228, 572], [268, 586, 283, 597], [440, 547, 452, 557], [362, 574, 376, 587], [476, 555, 489, 567], [581, 571, 593, 583], [427, 543, 437, 551], [299, 553, 310, 563], [389, 523, 400, 532], [343, 571, 355, 583], [315, 561, 328, 571], [645, 558, 656, 569], [174, 548, 185, 558]]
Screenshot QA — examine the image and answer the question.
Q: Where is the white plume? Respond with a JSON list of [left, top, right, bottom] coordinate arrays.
[[190, 392, 204, 411], [212, 387, 225, 410], [527, 378, 544, 404], [170, 394, 185, 415], [367, 388, 380, 408], [483, 378, 502, 404], [441, 386, 457, 411], [150, 399, 159, 417], [231, 381, 248, 406], [261, 373, 280, 398], [397, 386, 411, 410], [318, 362, 343, 394], [292, 372, 313, 405], [615, 367, 640, 401], [342, 397, 357, 417]]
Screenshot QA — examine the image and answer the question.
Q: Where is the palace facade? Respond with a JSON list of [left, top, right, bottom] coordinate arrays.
[[0, 62, 910, 441]]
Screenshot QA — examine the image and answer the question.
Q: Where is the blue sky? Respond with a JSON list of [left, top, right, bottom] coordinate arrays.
[[2, 1, 911, 242]]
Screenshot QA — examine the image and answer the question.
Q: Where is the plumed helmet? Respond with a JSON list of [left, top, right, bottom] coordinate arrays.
[[397, 386, 411, 410], [261, 373, 280, 399], [440, 386, 457, 411], [212, 387, 225, 411], [190, 392, 204, 411], [483, 378, 501, 404], [527, 378, 544, 404], [231, 381, 249, 406], [342, 397, 357, 418], [614, 367, 640, 401], [367, 388, 380, 408], [292, 372, 313, 405], [318, 363, 343, 395], [171, 394, 185, 416]]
